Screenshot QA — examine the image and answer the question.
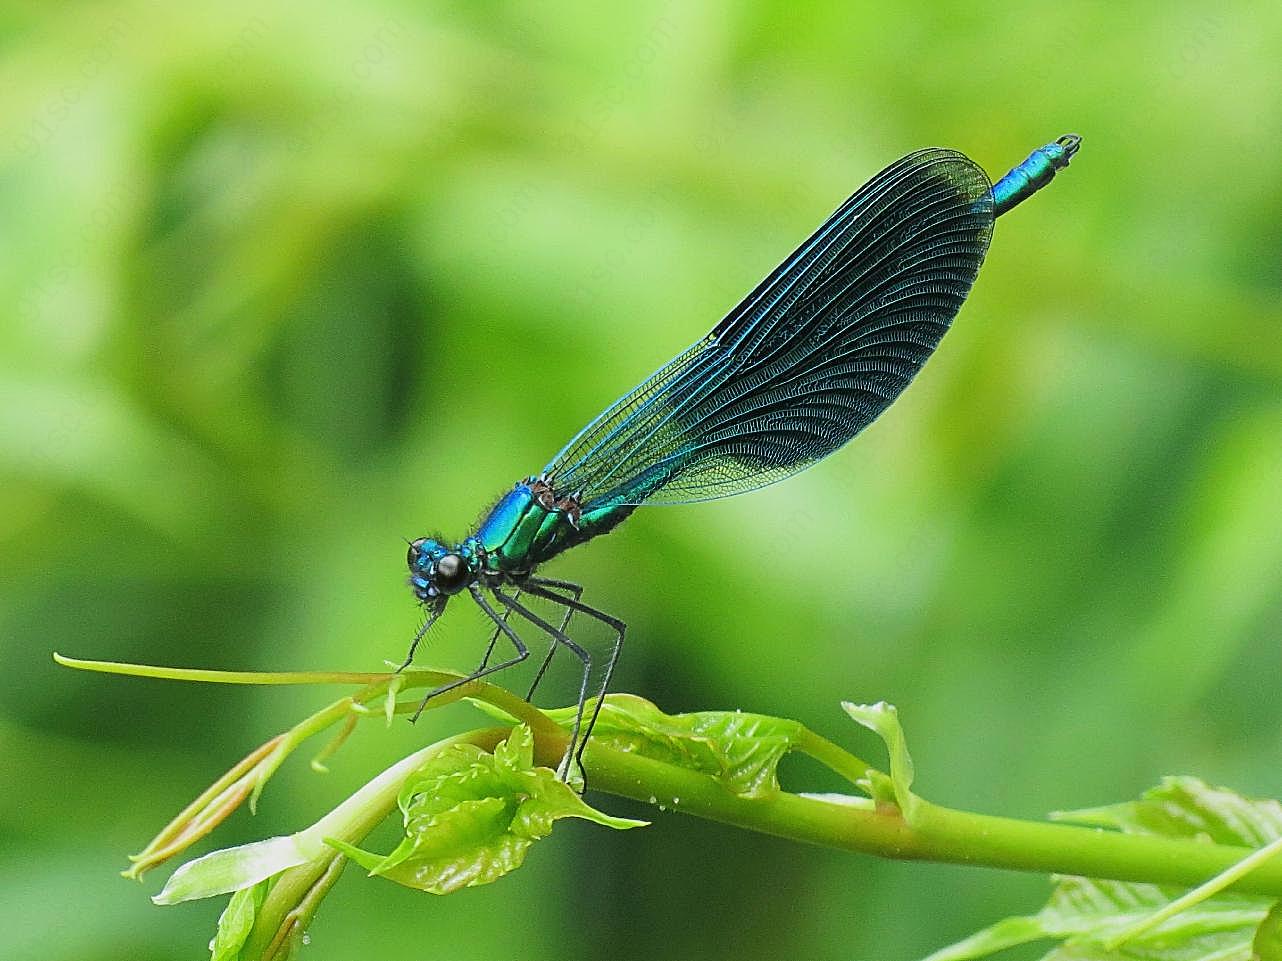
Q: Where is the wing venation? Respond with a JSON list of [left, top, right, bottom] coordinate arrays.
[[543, 148, 994, 508]]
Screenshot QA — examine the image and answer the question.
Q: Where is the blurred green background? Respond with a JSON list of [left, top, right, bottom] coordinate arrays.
[[2, 1, 1281, 959]]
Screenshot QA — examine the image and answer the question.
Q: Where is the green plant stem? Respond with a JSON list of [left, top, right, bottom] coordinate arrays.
[[53, 653, 390, 685], [579, 739, 1282, 897], [53, 653, 562, 741], [1105, 833, 1282, 948], [794, 728, 873, 785], [125, 733, 286, 878], [58, 654, 1282, 900]]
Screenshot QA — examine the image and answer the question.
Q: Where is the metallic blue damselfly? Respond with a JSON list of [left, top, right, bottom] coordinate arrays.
[[404, 135, 1082, 777]]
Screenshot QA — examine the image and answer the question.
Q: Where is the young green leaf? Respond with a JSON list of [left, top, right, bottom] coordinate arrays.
[[209, 878, 271, 961], [1056, 776, 1282, 846], [923, 777, 1282, 961], [1255, 901, 1282, 961], [924, 876, 1268, 961], [329, 725, 645, 895], [154, 834, 320, 905], [842, 702, 917, 817], [471, 694, 805, 797]]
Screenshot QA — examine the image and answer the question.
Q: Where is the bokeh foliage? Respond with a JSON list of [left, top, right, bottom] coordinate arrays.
[[1, 1, 1280, 959]]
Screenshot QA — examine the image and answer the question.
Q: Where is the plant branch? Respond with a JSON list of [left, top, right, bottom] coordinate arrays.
[[794, 727, 873, 786], [58, 654, 1282, 903], [577, 739, 1282, 898]]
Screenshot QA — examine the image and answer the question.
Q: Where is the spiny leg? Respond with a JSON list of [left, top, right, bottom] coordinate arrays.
[[477, 588, 520, 673], [397, 605, 444, 673], [409, 586, 529, 722], [522, 579, 626, 778], [523, 580, 583, 701], [493, 587, 592, 781]]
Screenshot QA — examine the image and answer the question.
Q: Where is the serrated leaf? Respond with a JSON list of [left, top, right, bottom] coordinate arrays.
[[382, 797, 513, 877], [924, 777, 1282, 961], [494, 722, 534, 770], [926, 876, 1267, 961], [329, 725, 645, 894], [842, 702, 916, 818], [362, 830, 535, 894], [1056, 777, 1282, 847], [472, 694, 804, 797], [209, 878, 270, 961]]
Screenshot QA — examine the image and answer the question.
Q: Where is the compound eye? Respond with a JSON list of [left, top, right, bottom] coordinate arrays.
[[407, 537, 429, 568], [434, 553, 469, 593]]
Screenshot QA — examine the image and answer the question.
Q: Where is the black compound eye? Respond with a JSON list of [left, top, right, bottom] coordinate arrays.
[[434, 553, 469, 593], [407, 537, 428, 568]]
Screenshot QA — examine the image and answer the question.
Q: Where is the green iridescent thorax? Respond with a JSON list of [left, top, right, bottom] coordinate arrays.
[[474, 481, 634, 574]]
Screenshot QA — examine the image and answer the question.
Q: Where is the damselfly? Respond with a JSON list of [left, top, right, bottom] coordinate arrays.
[[404, 135, 1081, 776]]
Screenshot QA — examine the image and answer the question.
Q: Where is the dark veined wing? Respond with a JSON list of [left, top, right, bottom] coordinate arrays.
[[543, 148, 995, 509]]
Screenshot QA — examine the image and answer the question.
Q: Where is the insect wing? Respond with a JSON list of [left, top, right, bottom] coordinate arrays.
[[545, 148, 994, 508]]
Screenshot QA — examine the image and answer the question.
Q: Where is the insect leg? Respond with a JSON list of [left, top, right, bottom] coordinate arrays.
[[408, 586, 529, 722], [476, 588, 520, 673], [521, 579, 584, 701], [522, 580, 626, 779], [493, 587, 591, 782], [396, 605, 444, 673]]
